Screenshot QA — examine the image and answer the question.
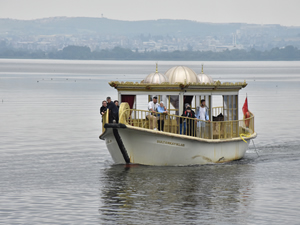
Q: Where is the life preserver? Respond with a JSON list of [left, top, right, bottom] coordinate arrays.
[[245, 111, 250, 128]]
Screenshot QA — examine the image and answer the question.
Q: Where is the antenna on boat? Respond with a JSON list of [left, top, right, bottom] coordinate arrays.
[[201, 64, 204, 74], [156, 62, 158, 73]]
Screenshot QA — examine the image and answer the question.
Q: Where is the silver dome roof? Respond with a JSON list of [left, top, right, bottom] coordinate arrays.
[[165, 66, 199, 84]]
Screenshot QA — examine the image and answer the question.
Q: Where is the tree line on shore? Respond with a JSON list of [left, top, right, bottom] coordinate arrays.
[[1, 45, 300, 61]]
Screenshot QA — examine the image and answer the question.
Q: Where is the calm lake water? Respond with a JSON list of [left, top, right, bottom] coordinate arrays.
[[0, 59, 300, 224]]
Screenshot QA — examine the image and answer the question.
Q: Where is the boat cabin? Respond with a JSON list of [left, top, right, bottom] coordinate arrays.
[[103, 65, 254, 140]]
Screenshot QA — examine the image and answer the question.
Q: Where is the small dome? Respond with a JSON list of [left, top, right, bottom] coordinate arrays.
[[144, 72, 168, 84], [198, 74, 214, 84], [165, 66, 199, 84], [197, 65, 214, 84], [144, 64, 169, 84]]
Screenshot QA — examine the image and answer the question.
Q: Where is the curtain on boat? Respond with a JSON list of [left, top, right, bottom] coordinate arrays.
[[168, 95, 194, 115], [184, 95, 194, 107], [223, 95, 237, 121], [121, 95, 135, 109]]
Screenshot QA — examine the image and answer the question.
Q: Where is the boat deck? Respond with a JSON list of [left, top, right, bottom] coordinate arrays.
[[102, 103, 255, 141]]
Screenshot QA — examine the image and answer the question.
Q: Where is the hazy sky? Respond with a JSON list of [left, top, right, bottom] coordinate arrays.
[[1, 0, 300, 26]]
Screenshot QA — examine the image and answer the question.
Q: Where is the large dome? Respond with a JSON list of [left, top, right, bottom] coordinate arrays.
[[197, 65, 214, 84], [144, 64, 168, 84], [165, 66, 199, 84]]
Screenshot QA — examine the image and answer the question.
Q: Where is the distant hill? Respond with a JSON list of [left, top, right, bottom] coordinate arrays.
[[1, 45, 300, 61], [1, 17, 299, 37]]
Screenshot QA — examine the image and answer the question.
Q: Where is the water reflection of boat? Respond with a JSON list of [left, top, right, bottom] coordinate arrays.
[[99, 164, 255, 223], [100, 65, 257, 166]]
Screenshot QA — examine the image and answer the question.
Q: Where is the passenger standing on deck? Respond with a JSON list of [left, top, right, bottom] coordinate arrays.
[[100, 100, 107, 116], [196, 99, 210, 138], [180, 103, 190, 134], [114, 100, 119, 109], [107, 97, 119, 123], [100, 100, 107, 122], [181, 107, 196, 136], [157, 101, 167, 131], [147, 96, 159, 130]]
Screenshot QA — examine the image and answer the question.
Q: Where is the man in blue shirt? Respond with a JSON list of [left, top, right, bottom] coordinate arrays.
[[157, 101, 167, 131]]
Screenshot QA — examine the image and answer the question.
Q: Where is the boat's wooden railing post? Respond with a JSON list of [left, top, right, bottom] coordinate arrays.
[[218, 121, 221, 139], [231, 121, 233, 138], [102, 109, 109, 133], [249, 111, 254, 132], [194, 118, 196, 137]]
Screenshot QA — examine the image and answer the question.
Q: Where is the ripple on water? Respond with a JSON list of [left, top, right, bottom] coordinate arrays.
[[1, 60, 300, 224]]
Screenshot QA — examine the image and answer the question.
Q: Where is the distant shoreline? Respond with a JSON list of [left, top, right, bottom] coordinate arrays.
[[1, 45, 300, 61]]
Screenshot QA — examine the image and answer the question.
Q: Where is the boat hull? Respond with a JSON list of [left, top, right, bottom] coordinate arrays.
[[100, 124, 256, 166]]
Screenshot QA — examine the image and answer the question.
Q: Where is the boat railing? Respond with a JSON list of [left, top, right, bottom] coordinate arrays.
[[118, 103, 254, 140], [102, 109, 109, 133]]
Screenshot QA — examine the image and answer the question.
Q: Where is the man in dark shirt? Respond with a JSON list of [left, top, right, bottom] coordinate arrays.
[[100, 100, 107, 116], [114, 100, 119, 109], [107, 97, 119, 123], [100, 100, 107, 122]]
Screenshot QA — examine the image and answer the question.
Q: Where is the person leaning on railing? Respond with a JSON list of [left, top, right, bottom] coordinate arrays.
[[147, 96, 159, 130], [180, 107, 196, 136], [180, 103, 190, 134], [100, 100, 107, 122], [107, 96, 119, 123], [156, 101, 168, 131]]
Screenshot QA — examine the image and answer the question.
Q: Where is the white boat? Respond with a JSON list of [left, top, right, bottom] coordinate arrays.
[[100, 65, 257, 166]]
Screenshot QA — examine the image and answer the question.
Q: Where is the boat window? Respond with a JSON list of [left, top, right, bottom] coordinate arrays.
[[223, 95, 238, 121], [212, 95, 224, 121]]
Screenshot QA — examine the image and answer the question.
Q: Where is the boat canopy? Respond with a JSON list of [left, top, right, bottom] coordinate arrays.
[[110, 80, 247, 122], [108, 65, 247, 122]]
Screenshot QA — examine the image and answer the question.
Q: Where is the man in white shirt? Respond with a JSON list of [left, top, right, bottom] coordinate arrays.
[[147, 96, 159, 130]]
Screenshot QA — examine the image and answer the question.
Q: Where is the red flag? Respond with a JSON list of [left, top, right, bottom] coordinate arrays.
[[242, 97, 248, 115]]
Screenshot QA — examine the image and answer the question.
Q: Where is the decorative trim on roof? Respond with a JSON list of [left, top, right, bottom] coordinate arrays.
[[109, 80, 247, 89]]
